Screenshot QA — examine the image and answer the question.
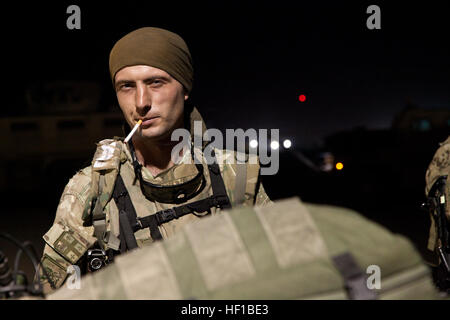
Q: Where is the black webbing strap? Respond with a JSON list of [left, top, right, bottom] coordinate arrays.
[[207, 155, 232, 210], [118, 209, 138, 252], [332, 252, 378, 300], [136, 154, 232, 233], [135, 214, 163, 242], [138, 193, 231, 229], [113, 175, 163, 250], [111, 153, 232, 251]]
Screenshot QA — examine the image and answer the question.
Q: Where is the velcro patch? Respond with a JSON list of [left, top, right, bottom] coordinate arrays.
[[43, 222, 90, 264], [41, 254, 70, 289], [92, 140, 122, 170]]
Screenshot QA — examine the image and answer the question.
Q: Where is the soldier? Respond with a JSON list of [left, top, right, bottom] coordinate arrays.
[[424, 135, 450, 293], [39, 27, 272, 293]]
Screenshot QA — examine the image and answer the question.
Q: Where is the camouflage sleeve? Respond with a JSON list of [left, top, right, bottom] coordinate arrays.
[[424, 136, 450, 252], [39, 167, 96, 294], [425, 136, 450, 196]]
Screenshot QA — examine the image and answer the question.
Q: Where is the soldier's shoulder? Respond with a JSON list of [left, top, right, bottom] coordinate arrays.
[[424, 136, 450, 194], [92, 137, 126, 157], [91, 137, 127, 170], [427, 136, 450, 175], [62, 166, 92, 198], [439, 136, 450, 147], [61, 137, 125, 200], [96, 137, 125, 146]]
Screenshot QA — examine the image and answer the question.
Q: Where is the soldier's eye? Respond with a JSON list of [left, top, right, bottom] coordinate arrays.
[[151, 80, 163, 88], [119, 83, 134, 91]]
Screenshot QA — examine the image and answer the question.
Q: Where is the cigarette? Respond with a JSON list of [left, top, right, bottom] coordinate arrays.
[[124, 120, 142, 143]]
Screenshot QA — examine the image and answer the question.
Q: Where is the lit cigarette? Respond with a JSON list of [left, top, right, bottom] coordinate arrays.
[[124, 120, 142, 143]]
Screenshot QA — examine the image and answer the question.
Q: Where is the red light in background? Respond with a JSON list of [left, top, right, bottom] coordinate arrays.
[[299, 94, 306, 102]]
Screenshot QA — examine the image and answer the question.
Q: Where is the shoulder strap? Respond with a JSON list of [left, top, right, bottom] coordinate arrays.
[[207, 149, 232, 209], [234, 163, 247, 205], [109, 151, 232, 254], [113, 175, 163, 251], [113, 174, 138, 251]]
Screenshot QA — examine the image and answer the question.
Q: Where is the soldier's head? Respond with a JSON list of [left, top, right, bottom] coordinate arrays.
[[109, 27, 193, 142]]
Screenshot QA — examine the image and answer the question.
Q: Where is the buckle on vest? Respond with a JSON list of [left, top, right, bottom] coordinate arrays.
[[214, 195, 230, 207], [156, 208, 178, 225], [132, 219, 143, 232]]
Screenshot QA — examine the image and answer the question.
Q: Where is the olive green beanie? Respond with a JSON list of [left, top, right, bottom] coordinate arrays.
[[109, 27, 194, 93]]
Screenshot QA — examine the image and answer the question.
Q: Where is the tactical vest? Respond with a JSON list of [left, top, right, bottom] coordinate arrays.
[[81, 138, 258, 257]]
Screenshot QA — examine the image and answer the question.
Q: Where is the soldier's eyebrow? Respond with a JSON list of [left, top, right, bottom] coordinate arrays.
[[115, 79, 134, 89], [115, 76, 170, 89], [143, 75, 171, 83]]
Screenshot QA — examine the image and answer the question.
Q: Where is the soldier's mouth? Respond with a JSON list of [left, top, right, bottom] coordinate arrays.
[[140, 116, 160, 127]]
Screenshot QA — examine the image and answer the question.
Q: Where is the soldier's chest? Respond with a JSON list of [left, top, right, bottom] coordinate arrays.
[[106, 161, 219, 246]]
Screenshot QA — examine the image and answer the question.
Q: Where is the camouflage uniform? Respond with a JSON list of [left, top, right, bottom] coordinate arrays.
[[40, 134, 272, 294], [425, 136, 450, 252]]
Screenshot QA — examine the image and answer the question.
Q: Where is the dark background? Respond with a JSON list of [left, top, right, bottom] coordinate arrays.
[[1, 1, 449, 281]]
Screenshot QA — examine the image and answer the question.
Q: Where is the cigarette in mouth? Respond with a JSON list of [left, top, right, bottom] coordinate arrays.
[[124, 120, 142, 143]]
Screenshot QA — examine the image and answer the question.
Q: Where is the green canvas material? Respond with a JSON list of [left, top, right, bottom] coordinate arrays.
[[48, 197, 441, 300]]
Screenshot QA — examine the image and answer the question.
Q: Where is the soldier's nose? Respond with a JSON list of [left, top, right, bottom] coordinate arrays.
[[135, 84, 152, 110]]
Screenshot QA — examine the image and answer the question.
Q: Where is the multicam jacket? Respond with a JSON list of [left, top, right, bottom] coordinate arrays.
[[425, 135, 450, 252], [39, 138, 272, 294]]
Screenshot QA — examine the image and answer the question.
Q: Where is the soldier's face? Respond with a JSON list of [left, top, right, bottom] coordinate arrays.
[[114, 65, 188, 142]]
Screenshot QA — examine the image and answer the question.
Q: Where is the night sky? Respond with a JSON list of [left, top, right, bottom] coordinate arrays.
[[2, 1, 449, 146]]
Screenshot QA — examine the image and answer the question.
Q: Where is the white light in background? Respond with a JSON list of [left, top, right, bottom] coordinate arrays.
[[270, 141, 279, 150], [283, 139, 292, 148]]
